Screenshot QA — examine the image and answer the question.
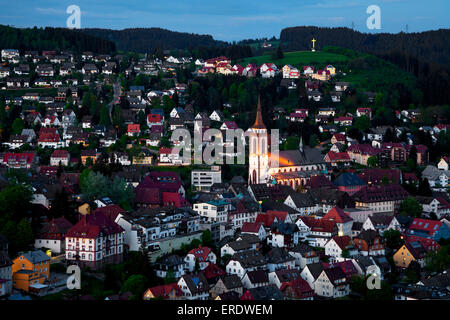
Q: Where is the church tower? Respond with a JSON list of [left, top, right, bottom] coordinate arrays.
[[248, 96, 269, 185]]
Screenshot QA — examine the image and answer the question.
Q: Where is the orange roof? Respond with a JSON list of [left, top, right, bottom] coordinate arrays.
[[323, 206, 353, 223], [251, 96, 266, 129]]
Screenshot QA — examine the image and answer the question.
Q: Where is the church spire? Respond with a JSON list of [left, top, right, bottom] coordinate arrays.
[[252, 95, 266, 129]]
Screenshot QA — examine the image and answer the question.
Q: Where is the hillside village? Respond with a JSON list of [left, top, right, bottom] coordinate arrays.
[[0, 46, 449, 301]]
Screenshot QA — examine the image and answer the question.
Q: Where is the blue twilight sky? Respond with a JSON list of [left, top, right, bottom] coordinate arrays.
[[0, 0, 448, 41]]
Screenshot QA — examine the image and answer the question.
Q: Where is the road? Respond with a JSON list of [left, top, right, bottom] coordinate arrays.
[[108, 81, 122, 124]]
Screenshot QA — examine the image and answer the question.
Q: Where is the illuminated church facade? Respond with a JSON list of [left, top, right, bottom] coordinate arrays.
[[248, 98, 328, 189]]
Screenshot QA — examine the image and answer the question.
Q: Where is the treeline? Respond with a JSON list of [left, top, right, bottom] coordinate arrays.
[[82, 27, 226, 52], [194, 44, 253, 61], [280, 26, 450, 65], [0, 25, 116, 54], [377, 51, 450, 105]]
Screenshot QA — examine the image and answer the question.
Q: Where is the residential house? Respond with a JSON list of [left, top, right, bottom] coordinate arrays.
[[353, 230, 385, 256], [280, 278, 314, 300], [226, 250, 267, 278], [184, 246, 217, 272], [177, 273, 209, 300], [154, 254, 185, 279], [81, 150, 100, 165], [314, 267, 349, 298], [34, 217, 73, 254], [266, 247, 296, 272], [325, 236, 355, 261], [65, 212, 124, 270], [143, 283, 183, 300], [362, 215, 401, 234], [50, 150, 70, 166], [210, 275, 243, 298], [393, 241, 428, 268], [241, 270, 270, 289], [12, 251, 50, 292], [288, 243, 319, 269], [352, 184, 409, 214]]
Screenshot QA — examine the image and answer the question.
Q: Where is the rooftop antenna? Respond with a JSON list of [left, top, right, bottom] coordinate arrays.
[[351, 21, 355, 30], [405, 24, 409, 33]]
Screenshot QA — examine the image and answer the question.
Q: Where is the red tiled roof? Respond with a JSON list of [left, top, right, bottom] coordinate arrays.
[[162, 192, 186, 207], [187, 246, 212, 262], [145, 283, 183, 299], [38, 133, 60, 142], [138, 171, 183, 194], [159, 148, 172, 154], [134, 187, 161, 205], [147, 114, 163, 123], [93, 204, 126, 222], [51, 149, 69, 158], [329, 235, 352, 250], [202, 263, 226, 279], [324, 206, 353, 223], [335, 116, 353, 121], [406, 236, 440, 251], [305, 175, 335, 189], [408, 218, 443, 236], [331, 260, 358, 279], [223, 121, 238, 129], [332, 133, 346, 141], [3, 152, 36, 164], [37, 217, 73, 239], [39, 127, 57, 135], [347, 144, 379, 156], [300, 216, 336, 233], [353, 184, 409, 202], [280, 278, 313, 299], [241, 222, 263, 234], [326, 151, 350, 161], [66, 211, 124, 239], [127, 124, 140, 133], [358, 168, 402, 184]]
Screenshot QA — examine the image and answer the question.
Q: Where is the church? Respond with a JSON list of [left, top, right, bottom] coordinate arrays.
[[248, 97, 328, 189]]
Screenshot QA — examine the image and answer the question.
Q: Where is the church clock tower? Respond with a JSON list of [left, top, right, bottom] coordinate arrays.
[[248, 96, 269, 185]]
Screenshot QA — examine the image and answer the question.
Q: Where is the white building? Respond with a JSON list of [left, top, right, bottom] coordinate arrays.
[[184, 246, 217, 272], [314, 268, 350, 298], [65, 214, 124, 270], [193, 200, 230, 223], [191, 166, 222, 191]]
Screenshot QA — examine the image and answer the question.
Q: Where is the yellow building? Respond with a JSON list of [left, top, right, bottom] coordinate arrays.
[[78, 203, 91, 215], [325, 65, 336, 75], [133, 154, 153, 165], [12, 251, 50, 292], [393, 241, 427, 268]]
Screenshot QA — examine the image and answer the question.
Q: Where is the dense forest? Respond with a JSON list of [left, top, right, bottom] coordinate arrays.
[[82, 27, 226, 52], [0, 25, 116, 54], [378, 51, 450, 106], [280, 27, 450, 65]]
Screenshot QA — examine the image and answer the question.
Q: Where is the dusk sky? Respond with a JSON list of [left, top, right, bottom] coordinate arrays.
[[1, 0, 448, 41]]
